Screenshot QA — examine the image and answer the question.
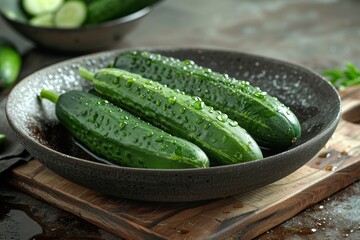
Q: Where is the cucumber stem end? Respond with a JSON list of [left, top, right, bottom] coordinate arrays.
[[78, 67, 95, 82], [40, 89, 59, 103]]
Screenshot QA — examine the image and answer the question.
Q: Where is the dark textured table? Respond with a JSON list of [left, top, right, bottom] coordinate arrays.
[[0, 0, 359, 239]]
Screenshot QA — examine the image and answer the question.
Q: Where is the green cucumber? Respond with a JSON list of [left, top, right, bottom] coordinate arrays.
[[79, 67, 263, 165], [0, 134, 6, 146], [86, 0, 132, 24], [29, 13, 54, 27], [40, 90, 209, 169], [22, 0, 63, 16], [85, 0, 160, 24], [54, 0, 87, 28], [113, 51, 302, 150], [0, 39, 21, 89]]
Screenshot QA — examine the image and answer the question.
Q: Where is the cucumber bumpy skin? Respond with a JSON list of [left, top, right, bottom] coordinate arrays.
[[80, 68, 263, 165], [113, 51, 302, 150], [40, 90, 209, 169]]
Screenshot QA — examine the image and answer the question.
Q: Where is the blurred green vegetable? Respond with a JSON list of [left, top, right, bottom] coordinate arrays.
[[324, 62, 360, 90], [22, 0, 64, 16], [0, 134, 6, 146], [0, 38, 22, 89], [2, 0, 162, 28], [0, 0, 28, 23], [86, 0, 161, 24]]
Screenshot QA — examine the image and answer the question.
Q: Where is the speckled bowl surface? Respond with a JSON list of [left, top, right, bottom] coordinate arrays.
[[6, 48, 341, 202], [1, 7, 151, 52]]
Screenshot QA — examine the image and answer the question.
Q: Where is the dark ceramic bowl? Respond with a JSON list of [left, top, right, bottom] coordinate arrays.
[[6, 48, 341, 202], [1, 6, 151, 52]]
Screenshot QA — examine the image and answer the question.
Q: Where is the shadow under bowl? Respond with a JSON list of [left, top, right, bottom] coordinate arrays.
[[5, 48, 341, 202]]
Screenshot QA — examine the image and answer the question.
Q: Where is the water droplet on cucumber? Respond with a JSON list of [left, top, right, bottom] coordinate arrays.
[[126, 78, 134, 88], [193, 101, 205, 110], [217, 113, 228, 122], [196, 117, 205, 124], [179, 107, 186, 114], [229, 120, 238, 127], [204, 68, 212, 74], [169, 96, 177, 105], [183, 60, 194, 65], [119, 121, 127, 130], [155, 135, 164, 142]]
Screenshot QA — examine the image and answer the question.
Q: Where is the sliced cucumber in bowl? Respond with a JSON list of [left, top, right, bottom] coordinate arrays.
[[29, 13, 54, 27], [23, 0, 64, 16], [54, 0, 87, 28]]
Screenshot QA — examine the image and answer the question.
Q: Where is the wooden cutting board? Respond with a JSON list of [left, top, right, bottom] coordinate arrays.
[[8, 87, 360, 240]]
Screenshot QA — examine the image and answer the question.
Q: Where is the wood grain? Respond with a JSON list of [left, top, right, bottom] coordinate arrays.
[[8, 89, 360, 239]]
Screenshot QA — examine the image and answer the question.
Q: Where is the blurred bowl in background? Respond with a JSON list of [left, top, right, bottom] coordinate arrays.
[[0, 7, 151, 52]]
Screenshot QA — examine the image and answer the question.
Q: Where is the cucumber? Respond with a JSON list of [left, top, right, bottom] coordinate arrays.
[[0, 39, 21, 89], [22, 0, 63, 16], [54, 0, 87, 28], [86, 0, 132, 24], [79, 67, 263, 165], [0, 134, 6, 146], [85, 0, 160, 24], [113, 51, 302, 150], [40, 90, 209, 169], [29, 13, 54, 27]]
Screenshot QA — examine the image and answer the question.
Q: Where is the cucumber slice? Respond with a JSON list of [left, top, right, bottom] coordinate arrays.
[[29, 13, 54, 27], [54, 1, 87, 28], [22, 0, 64, 16]]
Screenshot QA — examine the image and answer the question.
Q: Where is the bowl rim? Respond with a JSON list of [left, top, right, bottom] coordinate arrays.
[[5, 47, 342, 174], [0, 6, 152, 31]]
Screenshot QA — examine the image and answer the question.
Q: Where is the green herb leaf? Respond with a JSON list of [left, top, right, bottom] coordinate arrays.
[[324, 62, 360, 90]]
